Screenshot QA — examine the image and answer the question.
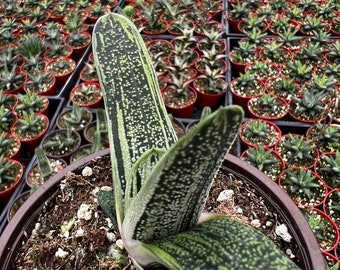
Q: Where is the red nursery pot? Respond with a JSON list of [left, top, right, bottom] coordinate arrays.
[[24, 75, 57, 96], [323, 188, 340, 230], [193, 77, 227, 110], [302, 207, 339, 253], [195, 89, 226, 110], [0, 159, 23, 206], [241, 147, 285, 181], [162, 87, 197, 119], [226, 16, 242, 34], [314, 152, 340, 190], [11, 114, 50, 153]]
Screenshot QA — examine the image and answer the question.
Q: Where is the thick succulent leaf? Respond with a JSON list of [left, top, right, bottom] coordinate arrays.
[[141, 215, 299, 270], [92, 13, 178, 227], [125, 148, 166, 211], [122, 106, 244, 245]]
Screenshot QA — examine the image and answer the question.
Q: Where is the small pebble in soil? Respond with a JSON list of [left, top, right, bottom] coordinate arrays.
[[286, 249, 295, 259], [106, 232, 116, 242]]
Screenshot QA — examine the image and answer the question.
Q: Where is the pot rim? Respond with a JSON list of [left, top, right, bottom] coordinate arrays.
[[0, 149, 325, 269]]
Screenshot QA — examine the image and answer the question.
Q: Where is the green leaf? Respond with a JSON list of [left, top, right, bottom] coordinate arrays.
[[142, 215, 299, 270], [92, 13, 178, 228], [122, 106, 244, 245], [35, 147, 51, 181], [97, 189, 117, 226]]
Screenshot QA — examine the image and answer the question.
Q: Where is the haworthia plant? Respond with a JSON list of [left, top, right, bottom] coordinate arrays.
[[92, 13, 299, 270]]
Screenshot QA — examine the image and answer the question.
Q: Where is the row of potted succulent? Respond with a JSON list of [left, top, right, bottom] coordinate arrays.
[[226, 0, 340, 36], [239, 120, 340, 265], [225, 1, 340, 265], [0, 0, 120, 216], [0, 92, 64, 207]]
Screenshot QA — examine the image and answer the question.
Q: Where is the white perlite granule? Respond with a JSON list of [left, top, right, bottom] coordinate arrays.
[[217, 189, 234, 202], [275, 224, 292, 242]]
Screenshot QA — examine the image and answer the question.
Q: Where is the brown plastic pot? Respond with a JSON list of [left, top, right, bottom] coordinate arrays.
[[0, 149, 326, 269]]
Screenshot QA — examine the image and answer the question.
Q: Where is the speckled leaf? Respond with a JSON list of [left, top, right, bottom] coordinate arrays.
[[143, 215, 299, 270], [123, 106, 244, 246], [97, 189, 117, 226], [92, 13, 178, 227]]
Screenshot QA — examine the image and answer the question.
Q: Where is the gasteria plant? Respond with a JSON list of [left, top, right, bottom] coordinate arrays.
[[92, 13, 298, 269]]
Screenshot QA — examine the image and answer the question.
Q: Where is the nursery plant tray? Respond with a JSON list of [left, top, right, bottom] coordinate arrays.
[[0, 96, 65, 235]]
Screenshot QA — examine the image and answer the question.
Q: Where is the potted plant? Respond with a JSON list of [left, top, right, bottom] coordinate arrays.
[[0, 155, 23, 206], [226, 2, 250, 33], [65, 30, 92, 60], [43, 41, 73, 61], [229, 40, 260, 75], [23, 71, 57, 96], [69, 82, 103, 108], [41, 128, 82, 163], [315, 151, 340, 190], [162, 73, 197, 118], [278, 167, 327, 208], [14, 89, 49, 117], [0, 64, 26, 94], [245, 60, 280, 81], [288, 89, 327, 123], [239, 118, 282, 149], [25, 147, 67, 188], [307, 123, 340, 153], [247, 93, 289, 121], [229, 71, 265, 112], [11, 112, 49, 153], [193, 67, 227, 110], [301, 207, 339, 252], [266, 76, 301, 100], [0, 13, 325, 269], [80, 62, 99, 83], [56, 104, 93, 136], [275, 133, 318, 168], [260, 41, 294, 65], [0, 46, 23, 74], [46, 57, 76, 89], [17, 33, 47, 75], [241, 145, 285, 181]]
